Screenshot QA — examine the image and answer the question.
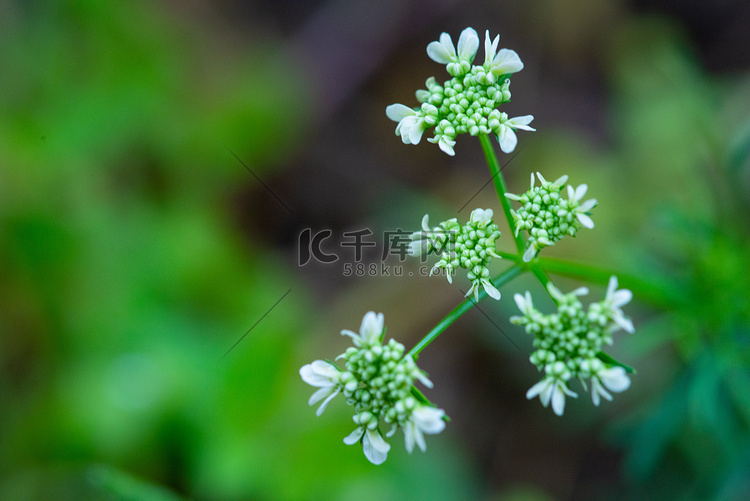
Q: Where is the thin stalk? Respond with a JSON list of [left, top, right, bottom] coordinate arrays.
[[535, 256, 683, 307], [408, 265, 523, 359], [478, 134, 524, 253]]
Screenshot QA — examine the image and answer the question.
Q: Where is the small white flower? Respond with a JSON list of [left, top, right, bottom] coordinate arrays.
[[497, 115, 535, 153], [341, 311, 384, 347], [465, 278, 501, 302], [469, 208, 493, 227], [566, 184, 597, 229], [590, 366, 631, 406], [344, 426, 391, 465], [513, 291, 535, 317], [386, 104, 428, 145], [426, 27, 479, 66], [602, 276, 634, 333], [403, 405, 446, 453], [299, 360, 341, 416], [526, 376, 578, 416], [483, 31, 524, 75]]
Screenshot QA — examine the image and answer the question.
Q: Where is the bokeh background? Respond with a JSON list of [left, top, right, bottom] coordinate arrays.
[[2, 0, 750, 499]]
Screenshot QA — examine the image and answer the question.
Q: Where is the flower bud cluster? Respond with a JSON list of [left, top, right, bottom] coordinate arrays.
[[300, 312, 445, 464], [410, 208, 502, 302], [511, 277, 635, 415], [386, 27, 534, 156], [505, 172, 597, 262]]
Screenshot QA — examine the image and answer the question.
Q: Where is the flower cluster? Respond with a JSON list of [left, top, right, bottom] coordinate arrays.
[[386, 27, 534, 156], [300, 312, 445, 464], [410, 208, 502, 301], [511, 276, 634, 415], [505, 172, 597, 262]]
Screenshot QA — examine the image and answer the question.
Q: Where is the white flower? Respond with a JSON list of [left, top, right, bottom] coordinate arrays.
[[566, 184, 597, 229], [469, 208, 493, 227], [602, 276, 634, 333], [497, 115, 535, 153], [341, 311, 384, 347], [299, 360, 341, 416], [483, 31, 524, 76], [466, 278, 501, 302], [590, 366, 631, 406], [402, 405, 446, 453], [546, 282, 589, 303], [344, 426, 391, 465], [526, 376, 578, 416], [513, 291, 535, 317], [386, 104, 428, 145], [426, 27, 479, 66], [436, 135, 456, 156]]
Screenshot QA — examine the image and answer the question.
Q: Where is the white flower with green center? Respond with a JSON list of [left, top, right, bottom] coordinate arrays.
[[564, 184, 597, 229], [344, 427, 391, 465], [385, 103, 437, 145], [401, 405, 446, 453], [587, 363, 631, 406], [299, 360, 342, 416], [386, 27, 534, 155], [497, 114, 536, 153], [481, 30, 524, 84], [526, 363, 578, 416], [513, 278, 635, 414], [426, 27, 479, 76], [340, 311, 384, 347], [413, 208, 502, 301], [602, 276, 635, 333], [506, 172, 596, 261]]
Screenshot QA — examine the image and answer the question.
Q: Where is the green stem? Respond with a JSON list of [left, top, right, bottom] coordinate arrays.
[[478, 134, 524, 253], [408, 265, 523, 359], [535, 256, 683, 307]]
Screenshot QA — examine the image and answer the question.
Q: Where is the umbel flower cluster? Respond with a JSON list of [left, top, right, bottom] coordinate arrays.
[[511, 276, 635, 416], [505, 172, 597, 262], [386, 27, 534, 156], [300, 312, 445, 465], [409, 208, 502, 301]]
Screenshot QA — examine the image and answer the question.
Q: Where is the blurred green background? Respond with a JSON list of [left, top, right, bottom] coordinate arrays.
[[1, 0, 749, 499]]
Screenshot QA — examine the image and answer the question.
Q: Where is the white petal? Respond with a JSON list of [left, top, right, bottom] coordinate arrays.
[[385, 103, 415, 122], [616, 315, 635, 334], [340, 329, 361, 344], [413, 406, 446, 434], [526, 379, 549, 400], [600, 367, 631, 392], [421, 214, 431, 232], [610, 289, 633, 308], [523, 245, 536, 262], [363, 430, 390, 465], [482, 280, 501, 300], [360, 311, 384, 344], [403, 421, 416, 453], [508, 115, 535, 131], [300, 360, 339, 387], [308, 386, 333, 406], [408, 120, 425, 144], [574, 184, 588, 201], [551, 385, 566, 416], [578, 199, 597, 212], [498, 125, 518, 153], [315, 388, 340, 416], [426, 36, 455, 64], [343, 427, 364, 445], [492, 49, 524, 74], [577, 213, 594, 229], [438, 137, 456, 156], [457, 27, 479, 61]]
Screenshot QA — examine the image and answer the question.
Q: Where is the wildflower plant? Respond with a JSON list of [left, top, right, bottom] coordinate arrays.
[[302, 27, 637, 464]]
